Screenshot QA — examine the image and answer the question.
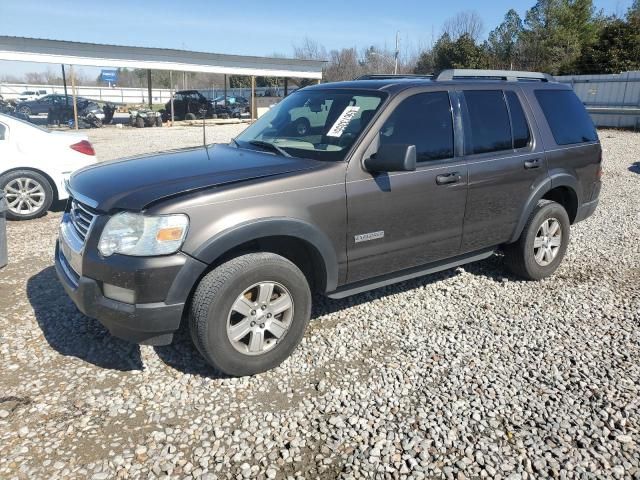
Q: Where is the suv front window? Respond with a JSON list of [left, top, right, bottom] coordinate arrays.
[[235, 89, 386, 161]]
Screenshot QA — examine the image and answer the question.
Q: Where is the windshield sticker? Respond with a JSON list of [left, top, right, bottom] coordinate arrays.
[[326, 106, 361, 137]]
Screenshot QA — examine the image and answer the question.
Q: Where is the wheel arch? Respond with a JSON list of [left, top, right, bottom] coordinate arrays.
[[191, 218, 339, 294], [509, 175, 579, 243], [0, 166, 59, 202]]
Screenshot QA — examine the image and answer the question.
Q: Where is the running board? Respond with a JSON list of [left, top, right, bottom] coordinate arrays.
[[327, 249, 495, 299]]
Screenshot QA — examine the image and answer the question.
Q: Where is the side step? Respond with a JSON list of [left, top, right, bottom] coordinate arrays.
[[327, 249, 495, 299]]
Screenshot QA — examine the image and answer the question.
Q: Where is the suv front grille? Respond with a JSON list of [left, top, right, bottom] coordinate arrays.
[[69, 198, 98, 242]]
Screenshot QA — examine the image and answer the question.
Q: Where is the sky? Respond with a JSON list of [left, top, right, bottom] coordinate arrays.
[[0, 0, 634, 78]]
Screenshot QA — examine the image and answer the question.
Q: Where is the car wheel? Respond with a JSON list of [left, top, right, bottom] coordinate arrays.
[[185, 113, 197, 121], [135, 117, 145, 128], [504, 200, 570, 280], [0, 170, 54, 220], [155, 116, 162, 127], [189, 253, 312, 376], [18, 106, 32, 116], [294, 118, 310, 136]]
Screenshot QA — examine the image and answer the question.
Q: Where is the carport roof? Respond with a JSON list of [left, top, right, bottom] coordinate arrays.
[[0, 36, 325, 79]]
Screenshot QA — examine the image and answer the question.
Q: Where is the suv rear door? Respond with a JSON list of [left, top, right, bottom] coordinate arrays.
[[345, 89, 468, 283], [458, 87, 548, 252]]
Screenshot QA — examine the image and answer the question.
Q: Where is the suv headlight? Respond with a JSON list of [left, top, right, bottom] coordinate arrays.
[[98, 212, 189, 257]]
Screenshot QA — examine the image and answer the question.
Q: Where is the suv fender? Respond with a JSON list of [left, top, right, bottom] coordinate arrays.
[[191, 217, 339, 293], [509, 173, 579, 244]]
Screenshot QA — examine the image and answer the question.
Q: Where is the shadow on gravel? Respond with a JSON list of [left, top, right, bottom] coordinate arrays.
[[154, 322, 230, 379], [26, 267, 143, 371], [630, 162, 640, 174], [153, 254, 510, 378]]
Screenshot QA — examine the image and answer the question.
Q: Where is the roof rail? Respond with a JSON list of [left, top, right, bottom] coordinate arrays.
[[436, 69, 554, 82], [356, 74, 433, 80]]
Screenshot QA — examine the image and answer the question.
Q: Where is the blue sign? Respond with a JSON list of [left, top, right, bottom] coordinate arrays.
[[100, 69, 118, 83]]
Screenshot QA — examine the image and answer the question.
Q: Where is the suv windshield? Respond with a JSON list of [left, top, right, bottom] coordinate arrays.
[[235, 89, 386, 161]]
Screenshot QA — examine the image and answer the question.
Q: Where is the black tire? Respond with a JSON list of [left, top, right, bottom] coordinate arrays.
[[135, 117, 145, 128], [504, 200, 570, 280], [155, 116, 162, 127], [18, 106, 31, 116], [189, 253, 312, 376], [0, 170, 54, 221], [185, 112, 197, 121], [294, 117, 310, 136]]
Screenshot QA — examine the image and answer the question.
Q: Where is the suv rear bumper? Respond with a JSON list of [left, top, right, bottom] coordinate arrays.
[[575, 198, 599, 223], [55, 241, 206, 346]]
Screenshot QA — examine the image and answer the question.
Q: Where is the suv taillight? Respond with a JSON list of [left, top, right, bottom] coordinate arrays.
[[70, 140, 95, 156]]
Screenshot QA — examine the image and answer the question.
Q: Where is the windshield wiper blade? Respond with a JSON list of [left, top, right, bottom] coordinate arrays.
[[230, 137, 240, 148], [248, 140, 291, 157]]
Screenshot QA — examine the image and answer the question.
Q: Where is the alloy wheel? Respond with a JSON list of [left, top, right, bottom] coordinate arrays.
[[226, 281, 294, 356], [533, 217, 562, 266], [4, 178, 46, 216]]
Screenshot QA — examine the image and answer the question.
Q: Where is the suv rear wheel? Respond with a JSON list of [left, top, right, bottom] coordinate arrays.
[[189, 253, 312, 376], [504, 199, 570, 280]]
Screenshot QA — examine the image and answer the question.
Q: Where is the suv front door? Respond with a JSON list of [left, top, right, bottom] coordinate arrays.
[[458, 88, 548, 252], [345, 90, 468, 283]]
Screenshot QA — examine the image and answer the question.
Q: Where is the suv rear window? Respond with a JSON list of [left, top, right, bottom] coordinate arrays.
[[535, 89, 597, 145], [464, 90, 512, 154]]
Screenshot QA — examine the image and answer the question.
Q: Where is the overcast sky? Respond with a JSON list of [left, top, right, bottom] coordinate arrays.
[[0, 0, 634, 78]]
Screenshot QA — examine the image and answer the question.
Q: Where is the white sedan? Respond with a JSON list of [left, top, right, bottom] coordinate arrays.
[[0, 113, 98, 220]]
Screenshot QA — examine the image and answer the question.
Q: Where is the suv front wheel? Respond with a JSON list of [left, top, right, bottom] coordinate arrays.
[[504, 199, 570, 280], [189, 252, 312, 376]]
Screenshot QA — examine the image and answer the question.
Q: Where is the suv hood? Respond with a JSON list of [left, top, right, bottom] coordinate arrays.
[[68, 144, 321, 212]]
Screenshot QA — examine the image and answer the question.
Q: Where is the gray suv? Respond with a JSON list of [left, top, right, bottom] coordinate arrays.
[[55, 70, 602, 376]]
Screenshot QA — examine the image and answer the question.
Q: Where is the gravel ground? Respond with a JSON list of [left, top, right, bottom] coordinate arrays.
[[0, 127, 638, 480]]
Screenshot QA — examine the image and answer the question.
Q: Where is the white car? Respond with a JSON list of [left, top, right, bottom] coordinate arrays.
[[0, 113, 98, 220], [16, 89, 48, 102]]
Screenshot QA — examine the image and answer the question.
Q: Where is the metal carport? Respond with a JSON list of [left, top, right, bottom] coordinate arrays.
[[0, 36, 325, 125]]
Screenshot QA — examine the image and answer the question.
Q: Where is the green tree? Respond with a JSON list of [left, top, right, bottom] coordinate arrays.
[[432, 33, 489, 71], [229, 76, 251, 88], [414, 50, 435, 74], [520, 0, 599, 74], [486, 9, 524, 69], [572, 15, 640, 73]]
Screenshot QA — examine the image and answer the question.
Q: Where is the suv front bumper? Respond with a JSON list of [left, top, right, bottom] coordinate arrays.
[[55, 240, 207, 346]]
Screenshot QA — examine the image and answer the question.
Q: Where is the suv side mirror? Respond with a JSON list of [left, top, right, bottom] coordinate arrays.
[[364, 144, 417, 173]]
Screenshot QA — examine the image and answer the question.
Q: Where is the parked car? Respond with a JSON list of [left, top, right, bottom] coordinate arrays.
[[16, 94, 73, 116], [56, 70, 601, 376], [0, 113, 98, 220], [16, 89, 48, 102]]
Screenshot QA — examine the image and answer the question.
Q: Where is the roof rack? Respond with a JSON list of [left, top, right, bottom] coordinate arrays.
[[356, 74, 433, 80], [436, 69, 554, 82]]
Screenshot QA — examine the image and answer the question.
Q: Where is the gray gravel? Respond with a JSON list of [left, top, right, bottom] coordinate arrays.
[[0, 127, 638, 479]]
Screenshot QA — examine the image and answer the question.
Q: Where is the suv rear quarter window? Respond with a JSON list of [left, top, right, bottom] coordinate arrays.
[[505, 91, 531, 149], [535, 89, 597, 145], [464, 90, 512, 154]]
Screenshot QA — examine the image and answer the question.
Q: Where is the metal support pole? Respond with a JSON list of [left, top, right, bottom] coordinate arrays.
[[251, 76, 256, 121], [61, 64, 68, 105], [70, 65, 78, 130], [169, 71, 175, 126], [224, 74, 227, 105], [284, 77, 288, 97], [147, 69, 152, 108]]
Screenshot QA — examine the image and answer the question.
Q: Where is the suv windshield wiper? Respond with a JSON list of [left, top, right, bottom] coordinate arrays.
[[248, 140, 291, 157]]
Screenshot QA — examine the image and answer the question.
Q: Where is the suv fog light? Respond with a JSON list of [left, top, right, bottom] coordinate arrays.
[[103, 283, 136, 304]]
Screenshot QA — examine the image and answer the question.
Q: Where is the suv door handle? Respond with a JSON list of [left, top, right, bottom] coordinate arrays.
[[524, 158, 541, 169], [436, 172, 462, 185]]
